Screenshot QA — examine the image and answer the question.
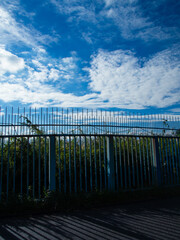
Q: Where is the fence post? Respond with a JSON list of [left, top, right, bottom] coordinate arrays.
[[107, 136, 115, 191], [49, 136, 56, 191], [152, 137, 161, 186]]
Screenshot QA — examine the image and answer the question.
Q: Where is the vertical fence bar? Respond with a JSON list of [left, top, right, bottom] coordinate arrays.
[[29, 108, 31, 135], [159, 138, 163, 185], [0, 138, 3, 200], [1, 113, 4, 136], [62, 108, 63, 134], [5, 107, 7, 135], [174, 138, 178, 184], [123, 138, 127, 189], [161, 138, 165, 185], [52, 108, 53, 133], [33, 137, 35, 199], [152, 137, 161, 186], [77, 109, 78, 135], [44, 136, 47, 191], [67, 108, 68, 134], [115, 137, 118, 190], [162, 138, 166, 185], [74, 136, 77, 193], [146, 138, 150, 186], [165, 138, 170, 185], [142, 138, 147, 184], [20, 137, 23, 197], [79, 136, 82, 192], [99, 137, 102, 191], [139, 138, 143, 188], [49, 136, 56, 191], [46, 108, 48, 134], [69, 136, 71, 193], [177, 138, 180, 184], [27, 137, 29, 196], [13, 138, 16, 193], [94, 136, 97, 189], [107, 136, 115, 191], [104, 136, 107, 190], [82, 109, 84, 134], [135, 137, 139, 188], [6, 138, 10, 200], [171, 139, 175, 184], [58, 136, 61, 192], [39, 137, 41, 198], [119, 137, 123, 189], [131, 138, 135, 187], [35, 108, 36, 135], [127, 137, 131, 189], [85, 136, 87, 192], [64, 136, 66, 193], [24, 107, 26, 135], [11, 107, 13, 135], [90, 137, 92, 191], [168, 138, 173, 184]]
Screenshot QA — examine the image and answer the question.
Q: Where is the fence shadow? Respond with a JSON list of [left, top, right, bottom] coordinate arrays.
[[0, 197, 180, 240]]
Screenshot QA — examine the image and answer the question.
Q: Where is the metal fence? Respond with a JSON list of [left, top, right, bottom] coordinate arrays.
[[0, 107, 180, 136], [0, 107, 180, 201], [0, 134, 179, 201]]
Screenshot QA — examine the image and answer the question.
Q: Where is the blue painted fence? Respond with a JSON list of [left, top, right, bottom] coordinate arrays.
[[0, 134, 179, 201]]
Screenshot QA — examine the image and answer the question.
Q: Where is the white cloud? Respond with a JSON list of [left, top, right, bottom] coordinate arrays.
[[0, 6, 37, 47], [50, 0, 97, 23], [0, 48, 97, 107], [50, 0, 178, 42], [104, 0, 116, 7], [0, 47, 25, 74], [81, 32, 93, 44], [0, 81, 99, 108], [49, 68, 60, 81], [88, 47, 180, 109], [103, 0, 180, 41], [169, 108, 180, 113], [0, 5, 58, 48], [101, 0, 171, 41], [0, 46, 179, 109]]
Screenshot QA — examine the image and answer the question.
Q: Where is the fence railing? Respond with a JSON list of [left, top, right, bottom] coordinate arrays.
[[0, 134, 179, 201], [0, 107, 180, 136]]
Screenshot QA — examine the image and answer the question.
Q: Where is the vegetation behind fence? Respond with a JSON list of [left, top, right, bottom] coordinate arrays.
[[0, 134, 179, 201]]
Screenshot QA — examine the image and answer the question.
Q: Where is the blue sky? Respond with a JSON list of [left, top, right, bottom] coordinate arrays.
[[0, 0, 180, 114]]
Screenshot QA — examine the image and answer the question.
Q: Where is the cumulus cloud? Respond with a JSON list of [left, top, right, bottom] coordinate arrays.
[[88, 47, 180, 109], [0, 46, 179, 109], [0, 47, 25, 74], [49, 68, 60, 81], [0, 48, 98, 107]]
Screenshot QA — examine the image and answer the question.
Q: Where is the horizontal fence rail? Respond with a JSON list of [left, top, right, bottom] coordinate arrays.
[[0, 107, 180, 136], [0, 134, 179, 201]]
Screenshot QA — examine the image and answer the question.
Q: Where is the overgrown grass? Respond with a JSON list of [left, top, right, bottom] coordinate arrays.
[[1, 186, 180, 218]]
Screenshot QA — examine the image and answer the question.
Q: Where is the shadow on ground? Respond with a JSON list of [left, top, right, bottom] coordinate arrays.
[[0, 197, 180, 240]]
